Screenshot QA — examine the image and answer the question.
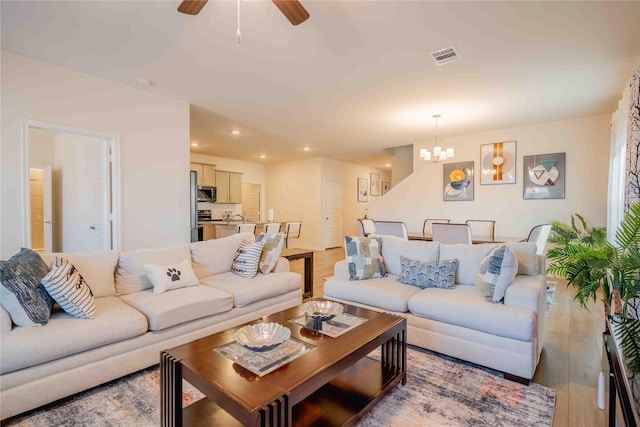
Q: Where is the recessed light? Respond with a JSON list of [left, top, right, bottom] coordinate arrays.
[[260, 154, 266, 159], [191, 142, 199, 147], [303, 147, 311, 151], [385, 163, 391, 167], [231, 130, 241, 135]]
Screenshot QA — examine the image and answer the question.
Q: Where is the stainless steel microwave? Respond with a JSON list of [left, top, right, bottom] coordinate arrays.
[[198, 186, 216, 202]]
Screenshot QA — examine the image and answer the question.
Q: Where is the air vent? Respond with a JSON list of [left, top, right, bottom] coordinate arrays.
[[431, 46, 461, 66]]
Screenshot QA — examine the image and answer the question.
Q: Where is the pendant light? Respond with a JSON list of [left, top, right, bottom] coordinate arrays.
[[420, 114, 454, 163]]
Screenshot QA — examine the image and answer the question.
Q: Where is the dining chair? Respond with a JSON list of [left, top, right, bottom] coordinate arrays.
[[373, 221, 408, 239], [431, 223, 472, 244], [236, 223, 257, 235], [263, 222, 282, 234], [423, 218, 451, 238], [357, 218, 377, 237], [465, 220, 496, 241], [527, 224, 552, 255], [284, 221, 302, 248]]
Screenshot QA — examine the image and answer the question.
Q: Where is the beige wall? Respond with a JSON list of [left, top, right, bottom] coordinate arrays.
[[266, 156, 391, 250], [391, 144, 413, 187], [371, 114, 611, 238], [1, 51, 190, 257]]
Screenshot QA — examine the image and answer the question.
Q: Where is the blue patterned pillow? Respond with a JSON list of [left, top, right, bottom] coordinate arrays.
[[398, 256, 458, 289], [344, 236, 387, 280], [0, 248, 53, 327], [476, 245, 518, 303]]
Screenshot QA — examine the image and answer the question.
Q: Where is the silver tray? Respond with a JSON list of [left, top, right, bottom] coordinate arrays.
[[301, 300, 344, 321], [234, 322, 291, 351]]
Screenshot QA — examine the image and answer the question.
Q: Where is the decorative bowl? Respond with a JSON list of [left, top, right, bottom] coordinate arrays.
[[450, 179, 471, 190], [234, 323, 290, 351], [301, 300, 344, 321]]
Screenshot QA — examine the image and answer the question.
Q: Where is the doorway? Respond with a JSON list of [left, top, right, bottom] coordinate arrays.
[[23, 120, 120, 252], [324, 180, 344, 249], [241, 183, 261, 223]]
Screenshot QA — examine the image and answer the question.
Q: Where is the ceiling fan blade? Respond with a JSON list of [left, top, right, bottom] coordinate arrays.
[[177, 0, 208, 15], [271, 0, 309, 26]]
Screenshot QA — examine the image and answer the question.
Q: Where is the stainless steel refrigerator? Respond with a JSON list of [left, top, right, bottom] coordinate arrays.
[[190, 171, 201, 242]]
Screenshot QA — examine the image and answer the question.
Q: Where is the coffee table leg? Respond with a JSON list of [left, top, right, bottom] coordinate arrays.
[[161, 351, 183, 427], [381, 326, 407, 385]]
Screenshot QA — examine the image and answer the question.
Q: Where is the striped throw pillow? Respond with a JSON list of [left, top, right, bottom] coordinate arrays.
[[231, 240, 264, 279], [41, 257, 96, 319]]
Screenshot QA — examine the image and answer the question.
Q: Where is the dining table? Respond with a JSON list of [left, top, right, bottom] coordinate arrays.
[[407, 233, 525, 244]]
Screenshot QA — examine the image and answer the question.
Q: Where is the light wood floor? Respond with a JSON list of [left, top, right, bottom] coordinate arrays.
[[288, 247, 610, 427]]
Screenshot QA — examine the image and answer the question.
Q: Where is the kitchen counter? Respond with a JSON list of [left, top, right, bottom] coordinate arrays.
[[198, 221, 299, 240]]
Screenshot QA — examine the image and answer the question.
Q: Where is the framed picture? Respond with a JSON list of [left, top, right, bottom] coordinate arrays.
[[381, 181, 390, 195], [443, 161, 474, 201], [480, 140, 517, 185], [523, 152, 566, 199], [370, 173, 380, 196], [357, 178, 368, 202]]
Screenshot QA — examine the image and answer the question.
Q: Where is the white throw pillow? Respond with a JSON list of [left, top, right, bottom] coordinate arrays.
[[144, 258, 199, 295], [378, 235, 439, 276], [41, 257, 96, 319], [256, 232, 285, 274], [505, 241, 539, 275], [476, 245, 519, 303], [231, 240, 264, 279]]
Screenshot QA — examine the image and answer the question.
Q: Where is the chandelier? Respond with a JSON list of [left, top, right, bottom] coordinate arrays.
[[419, 114, 454, 163]]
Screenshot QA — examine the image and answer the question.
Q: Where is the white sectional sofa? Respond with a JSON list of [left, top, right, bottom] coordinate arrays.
[[324, 235, 547, 382], [0, 232, 302, 420]]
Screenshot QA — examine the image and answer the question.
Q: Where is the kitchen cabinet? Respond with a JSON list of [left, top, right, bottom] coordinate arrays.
[[215, 171, 242, 203], [202, 223, 217, 240], [190, 163, 216, 186]]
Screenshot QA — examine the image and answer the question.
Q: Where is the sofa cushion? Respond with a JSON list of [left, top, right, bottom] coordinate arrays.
[[0, 248, 53, 327], [476, 245, 519, 303], [379, 235, 440, 276], [439, 243, 497, 285], [201, 271, 302, 307], [144, 258, 199, 295], [190, 232, 255, 279], [0, 296, 148, 374], [324, 275, 422, 312], [40, 250, 119, 298], [408, 285, 536, 341], [119, 285, 233, 331], [398, 256, 457, 289], [41, 257, 96, 319], [505, 242, 539, 275], [116, 244, 191, 296], [256, 232, 285, 274], [344, 236, 387, 280]]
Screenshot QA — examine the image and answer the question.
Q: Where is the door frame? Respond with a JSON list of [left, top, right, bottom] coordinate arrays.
[[21, 119, 121, 251], [323, 179, 344, 249]]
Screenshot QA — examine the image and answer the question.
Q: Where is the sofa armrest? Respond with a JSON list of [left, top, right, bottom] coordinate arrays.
[[537, 254, 546, 275], [334, 260, 349, 280], [272, 257, 291, 273], [504, 275, 546, 314], [1, 305, 12, 334]]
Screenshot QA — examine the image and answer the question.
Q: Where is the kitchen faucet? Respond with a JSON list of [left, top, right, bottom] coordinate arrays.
[[232, 213, 247, 223]]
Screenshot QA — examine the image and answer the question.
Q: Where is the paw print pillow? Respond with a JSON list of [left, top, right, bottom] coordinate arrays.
[[144, 258, 199, 295]]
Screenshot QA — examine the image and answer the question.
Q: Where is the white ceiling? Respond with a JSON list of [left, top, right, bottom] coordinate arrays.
[[2, 1, 639, 169]]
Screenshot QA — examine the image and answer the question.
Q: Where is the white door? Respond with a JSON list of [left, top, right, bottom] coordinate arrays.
[[56, 133, 110, 252], [242, 183, 260, 222], [324, 180, 343, 249], [43, 166, 54, 252]]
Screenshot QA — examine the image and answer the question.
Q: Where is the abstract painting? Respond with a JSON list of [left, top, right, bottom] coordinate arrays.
[[523, 152, 566, 199], [370, 173, 380, 196], [480, 141, 517, 184], [443, 161, 474, 201], [358, 178, 368, 202], [381, 181, 390, 195]]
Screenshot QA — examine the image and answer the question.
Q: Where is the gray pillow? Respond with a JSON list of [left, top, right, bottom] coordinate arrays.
[[0, 248, 53, 327], [398, 256, 457, 289]]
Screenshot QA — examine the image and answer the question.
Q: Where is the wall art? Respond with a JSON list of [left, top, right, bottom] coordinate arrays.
[[480, 140, 517, 185], [370, 173, 380, 196], [357, 178, 368, 202], [523, 152, 566, 199], [443, 161, 474, 201], [381, 181, 390, 195]]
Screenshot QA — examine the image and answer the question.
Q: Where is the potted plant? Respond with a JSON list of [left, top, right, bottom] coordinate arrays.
[[546, 203, 640, 373]]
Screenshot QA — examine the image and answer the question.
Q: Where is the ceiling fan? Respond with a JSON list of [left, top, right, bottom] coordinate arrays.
[[177, 0, 309, 26]]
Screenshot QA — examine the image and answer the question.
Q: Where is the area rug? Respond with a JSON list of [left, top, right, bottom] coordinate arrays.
[[5, 346, 555, 427]]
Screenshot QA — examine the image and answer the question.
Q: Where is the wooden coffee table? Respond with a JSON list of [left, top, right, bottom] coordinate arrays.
[[160, 302, 406, 426]]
